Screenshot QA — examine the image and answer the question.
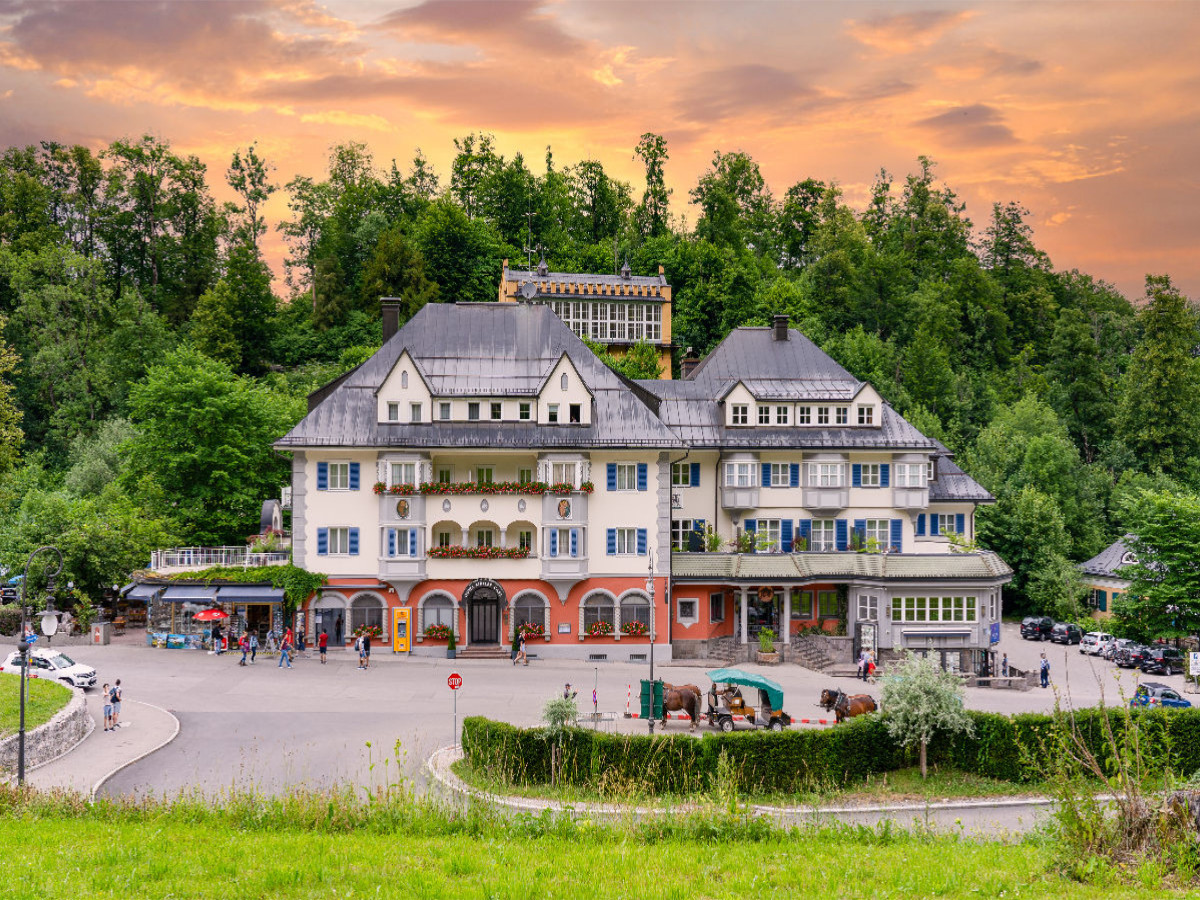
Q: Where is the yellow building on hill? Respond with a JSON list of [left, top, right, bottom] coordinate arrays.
[[498, 258, 674, 379]]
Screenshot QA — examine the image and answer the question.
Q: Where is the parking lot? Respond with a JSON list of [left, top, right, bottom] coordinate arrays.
[[26, 621, 1193, 799]]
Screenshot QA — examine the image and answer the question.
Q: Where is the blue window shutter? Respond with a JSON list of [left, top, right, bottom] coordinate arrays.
[[744, 520, 757, 534], [880, 464, 890, 487], [550, 530, 559, 557], [798, 520, 811, 549], [349, 462, 360, 490], [636, 528, 647, 555], [690, 462, 701, 486], [790, 463, 800, 488], [569, 528, 579, 558], [1099, 590, 1108, 612], [851, 464, 862, 488], [890, 519, 902, 553], [853, 519, 866, 547], [835, 519, 848, 551], [689, 519, 705, 552], [606, 463, 617, 491], [408, 530, 417, 556], [781, 519, 793, 552], [387, 529, 397, 557], [637, 463, 648, 492], [956, 513, 965, 535], [916, 514, 926, 537], [348, 528, 359, 556], [931, 515, 940, 536], [317, 462, 328, 491], [606, 528, 616, 556], [761, 463, 772, 488], [317, 527, 329, 555]]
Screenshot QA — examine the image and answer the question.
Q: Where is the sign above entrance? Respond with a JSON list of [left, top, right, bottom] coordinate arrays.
[[448, 672, 462, 690], [462, 578, 506, 605]]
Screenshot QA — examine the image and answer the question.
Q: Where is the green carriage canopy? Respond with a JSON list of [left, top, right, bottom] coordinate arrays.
[[705, 668, 785, 710]]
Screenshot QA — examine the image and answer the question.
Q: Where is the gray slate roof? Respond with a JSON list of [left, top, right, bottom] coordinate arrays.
[[503, 263, 668, 293], [1079, 536, 1134, 579], [277, 304, 680, 450], [672, 550, 1012, 582], [688, 327, 854, 384], [930, 456, 995, 503]]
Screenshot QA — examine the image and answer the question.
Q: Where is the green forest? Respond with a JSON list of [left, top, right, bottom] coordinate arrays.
[[1, 131, 1197, 627]]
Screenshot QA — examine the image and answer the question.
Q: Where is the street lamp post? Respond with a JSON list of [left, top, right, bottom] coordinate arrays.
[[646, 550, 656, 735], [17, 546, 63, 786]]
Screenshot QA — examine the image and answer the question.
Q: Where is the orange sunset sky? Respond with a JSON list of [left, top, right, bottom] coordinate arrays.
[[1, 0, 1197, 301]]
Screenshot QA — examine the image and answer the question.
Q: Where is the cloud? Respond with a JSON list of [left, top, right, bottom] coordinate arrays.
[[377, 0, 584, 57], [916, 103, 1018, 148], [846, 9, 975, 54]]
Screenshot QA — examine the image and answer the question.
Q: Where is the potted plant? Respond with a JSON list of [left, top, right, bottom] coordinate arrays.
[[446, 628, 456, 659], [757, 627, 780, 665]]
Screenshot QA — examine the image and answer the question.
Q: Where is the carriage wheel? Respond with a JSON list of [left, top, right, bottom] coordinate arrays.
[[719, 716, 734, 733], [769, 719, 783, 732]]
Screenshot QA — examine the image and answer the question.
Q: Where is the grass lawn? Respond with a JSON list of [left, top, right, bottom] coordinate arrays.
[[0, 806, 1141, 899], [0, 676, 72, 737], [451, 759, 1058, 806]]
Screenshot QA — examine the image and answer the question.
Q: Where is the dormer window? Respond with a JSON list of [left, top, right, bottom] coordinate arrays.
[[387, 402, 400, 422], [817, 407, 830, 425], [731, 405, 748, 425], [758, 406, 770, 425], [835, 407, 849, 425], [797, 406, 811, 425], [548, 404, 559, 423], [776, 407, 789, 425], [439, 402, 451, 420], [468, 402, 480, 421], [858, 406, 874, 426], [490, 402, 502, 421], [519, 402, 531, 421], [410, 403, 422, 423], [569, 404, 581, 423]]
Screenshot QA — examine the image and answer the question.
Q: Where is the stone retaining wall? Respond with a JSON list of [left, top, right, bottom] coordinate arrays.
[[0, 686, 91, 772]]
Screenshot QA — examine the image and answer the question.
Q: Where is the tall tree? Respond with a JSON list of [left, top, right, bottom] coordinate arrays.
[[690, 150, 777, 258], [1115, 275, 1200, 475], [1046, 308, 1112, 463], [358, 224, 439, 323], [1116, 491, 1200, 643], [226, 143, 276, 252], [0, 311, 22, 474], [633, 133, 671, 239], [450, 132, 501, 220]]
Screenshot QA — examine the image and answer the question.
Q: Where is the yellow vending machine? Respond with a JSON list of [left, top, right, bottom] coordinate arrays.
[[393, 607, 411, 654]]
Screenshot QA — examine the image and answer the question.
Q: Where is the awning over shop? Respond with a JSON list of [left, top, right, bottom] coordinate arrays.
[[161, 585, 219, 604], [122, 583, 163, 602], [216, 585, 284, 604]]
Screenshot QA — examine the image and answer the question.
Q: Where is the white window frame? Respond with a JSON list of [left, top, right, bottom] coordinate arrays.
[[548, 403, 559, 423], [439, 402, 451, 421], [476, 529, 494, 549], [776, 406, 789, 425], [891, 596, 977, 623], [858, 406, 874, 426], [518, 467, 534, 484], [475, 466, 494, 484], [937, 513, 960, 535], [550, 462, 575, 487], [327, 527, 351, 555], [518, 530, 533, 552], [435, 466, 453, 484], [860, 463, 880, 488], [671, 462, 692, 487], [410, 402, 422, 423], [864, 519, 890, 546], [388, 462, 417, 488], [724, 462, 755, 487], [857, 593, 878, 621], [468, 402, 480, 421], [755, 519, 781, 551], [835, 407, 848, 425], [769, 463, 790, 487], [614, 527, 637, 555], [811, 520, 836, 552], [895, 463, 927, 488], [327, 462, 350, 491], [518, 402, 532, 421], [758, 405, 771, 425], [615, 463, 638, 491], [797, 406, 811, 425], [808, 463, 843, 487], [677, 597, 699, 626], [385, 527, 415, 559], [731, 404, 749, 425], [490, 402, 502, 421], [816, 407, 830, 425], [671, 519, 694, 552], [387, 402, 400, 422], [437, 531, 452, 548]]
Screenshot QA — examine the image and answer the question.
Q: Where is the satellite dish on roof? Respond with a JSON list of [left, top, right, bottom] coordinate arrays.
[[519, 281, 538, 300]]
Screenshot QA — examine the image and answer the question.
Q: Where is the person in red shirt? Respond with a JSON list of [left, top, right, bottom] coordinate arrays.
[[318, 630, 329, 664]]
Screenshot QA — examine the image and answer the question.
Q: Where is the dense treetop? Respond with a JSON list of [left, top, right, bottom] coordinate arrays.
[[1, 132, 1196, 620]]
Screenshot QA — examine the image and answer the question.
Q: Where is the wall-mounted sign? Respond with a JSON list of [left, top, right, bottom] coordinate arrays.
[[558, 623, 571, 634], [462, 578, 506, 605]]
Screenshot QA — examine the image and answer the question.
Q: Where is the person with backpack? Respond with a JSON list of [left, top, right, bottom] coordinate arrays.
[[238, 632, 249, 666], [362, 632, 372, 669], [109, 679, 123, 727], [1039, 653, 1050, 688], [278, 632, 292, 668]]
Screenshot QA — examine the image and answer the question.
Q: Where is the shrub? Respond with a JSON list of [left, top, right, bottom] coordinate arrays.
[[0, 605, 22, 636]]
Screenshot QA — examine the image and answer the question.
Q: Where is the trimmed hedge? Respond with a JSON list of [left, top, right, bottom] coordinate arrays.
[[462, 706, 1200, 795]]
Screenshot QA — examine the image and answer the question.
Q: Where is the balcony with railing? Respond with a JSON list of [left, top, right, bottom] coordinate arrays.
[[148, 546, 291, 574]]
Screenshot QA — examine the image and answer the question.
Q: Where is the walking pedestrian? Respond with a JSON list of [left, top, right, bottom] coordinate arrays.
[[362, 632, 371, 669], [238, 632, 249, 666], [335, 615, 343, 646], [354, 634, 364, 668], [318, 629, 328, 664], [278, 634, 292, 668], [1039, 653, 1050, 688], [863, 651, 874, 683], [1001, 653, 1009, 678], [102, 683, 113, 732], [514, 633, 527, 666], [212, 622, 224, 655], [110, 679, 122, 727], [249, 631, 258, 664]]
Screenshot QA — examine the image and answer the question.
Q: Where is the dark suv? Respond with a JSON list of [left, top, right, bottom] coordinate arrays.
[[1115, 643, 1150, 669], [1050, 622, 1084, 645], [1021, 616, 1054, 641], [1141, 647, 1185, 675]]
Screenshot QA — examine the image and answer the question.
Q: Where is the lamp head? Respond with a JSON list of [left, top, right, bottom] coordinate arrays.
[[41, 610, 59, 637]]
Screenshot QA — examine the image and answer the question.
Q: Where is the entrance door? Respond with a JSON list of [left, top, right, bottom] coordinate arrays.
[[469, 599, 500, 644]]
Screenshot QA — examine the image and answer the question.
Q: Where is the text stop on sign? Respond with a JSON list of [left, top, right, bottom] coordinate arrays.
[[447, 672, 462, 690]]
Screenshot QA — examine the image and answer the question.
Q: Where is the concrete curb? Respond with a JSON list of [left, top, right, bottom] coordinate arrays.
[[0, 685, 91, 776], [425, 744, 1067, 823], [27, 710, 95, 773], [90, 700, 181, 801]]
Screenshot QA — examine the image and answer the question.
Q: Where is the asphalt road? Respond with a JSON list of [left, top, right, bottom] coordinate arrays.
[[85, 621, 1191, 799]]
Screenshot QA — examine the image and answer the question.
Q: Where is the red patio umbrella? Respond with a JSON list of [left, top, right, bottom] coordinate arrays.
[[192, 609, 229, 622]]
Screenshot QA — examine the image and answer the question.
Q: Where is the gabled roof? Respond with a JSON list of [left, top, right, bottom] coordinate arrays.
[[687, 327, 854, 384], [1079, 536, 1135, 579], [277, 303, 680, 450], [930, 456, 995, 503]]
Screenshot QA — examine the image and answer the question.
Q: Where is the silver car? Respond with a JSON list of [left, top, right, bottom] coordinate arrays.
[[0, 648, 98, 689]]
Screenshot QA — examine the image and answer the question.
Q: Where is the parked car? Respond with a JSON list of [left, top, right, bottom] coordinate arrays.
[[1141, 647, 1185, 676], [1050, 623, 1084, 645], [1115, 643, 1151, 669], [1080, 632, 1115, 656], [1106, 638, 1138, 661], [1020, 616, 1054, 641], [0, 648, 97, 689], [1131, 682, 1192, 709]]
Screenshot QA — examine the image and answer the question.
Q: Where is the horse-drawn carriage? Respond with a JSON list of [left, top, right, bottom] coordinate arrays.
[[704, 668, 793, 732]]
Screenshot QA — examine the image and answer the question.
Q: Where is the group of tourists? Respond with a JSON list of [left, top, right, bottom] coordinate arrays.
[[856, 650, 877, 682], [101, 679, 123, 731]]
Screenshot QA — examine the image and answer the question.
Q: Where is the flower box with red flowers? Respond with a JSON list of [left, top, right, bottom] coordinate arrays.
[[353, 625, 382, 639], [423, 624, 452, 640], [428, 545, 531, 560], [585, 621, 614, 638], [621, 621, 649, 637], [518, 622, 545, 638]]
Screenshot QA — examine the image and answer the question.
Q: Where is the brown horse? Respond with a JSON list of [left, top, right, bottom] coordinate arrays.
[[819, 687, 877, 724], [662, 687, 701, 731], [665, 682, 702, 700]]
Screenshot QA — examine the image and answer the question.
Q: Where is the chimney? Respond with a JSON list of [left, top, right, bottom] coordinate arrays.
[[772, 314, 790, 341], [382, 299, 401, 344], [680, 346, 700, 380]]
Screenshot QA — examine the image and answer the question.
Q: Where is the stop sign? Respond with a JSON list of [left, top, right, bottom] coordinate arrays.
[[447, 672, 462, 690]]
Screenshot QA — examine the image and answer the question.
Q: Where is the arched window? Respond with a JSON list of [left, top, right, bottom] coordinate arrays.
[[560, 373, 568, 391], [513, 593, 546, 633], [583, 592, 614, 630], [620, 592, 651, 628], [349, 594, 384, 637], [423, 595, 454, 631], [401, 370, 409, 388]]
